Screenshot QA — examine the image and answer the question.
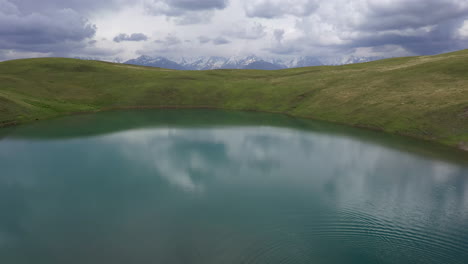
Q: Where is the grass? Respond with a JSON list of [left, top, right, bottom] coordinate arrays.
[[0, 50, 467, 150]]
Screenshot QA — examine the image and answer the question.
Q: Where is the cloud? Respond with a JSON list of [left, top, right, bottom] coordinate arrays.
[[245, 0, 319, 18], [145, 0, 228, 18], [289, 0, 468, 56], [9, 0, 125, 14], [198, 36, 211, 44], [362, 0, 468, 31], [267, 40, 303, 55], [0, 3, 96, 54], [173, 10, 213, 25], [0, 49, 50, 61], [0, 0, 18, 14], [357, 0, 468, 54], [212, 36, 230, 45], [458, 20, 468, 39], [144, 0, 229, 25], [166, 0, 228, 10], [273, 29, 285, 42], [224, 22, 266, 40], [113, 33, 149, 43], [341, 20, 466, 54], [197, 35, 232, 45], [2, 0, 468, 61], [139, 34, 183, 55], [155, 34, 182, 45], [0, 0, 131, 59]]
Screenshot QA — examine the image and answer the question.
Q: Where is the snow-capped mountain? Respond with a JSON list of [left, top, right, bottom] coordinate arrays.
[[174, 56, 228, 70], [243, 60, 285, 70], [123, 55, 383, 70], [125, 56, 186, 70], [124, 55, 287, 70]]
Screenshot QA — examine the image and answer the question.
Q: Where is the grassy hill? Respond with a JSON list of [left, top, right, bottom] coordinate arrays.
[[0, 50, 467, 150]]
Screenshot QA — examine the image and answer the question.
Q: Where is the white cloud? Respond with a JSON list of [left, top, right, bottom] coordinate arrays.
[[224, 22, 267, 40], [458, 20, 468, 39]]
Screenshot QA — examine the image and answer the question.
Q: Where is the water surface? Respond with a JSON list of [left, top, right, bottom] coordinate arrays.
[[1, 110, 467, 264]]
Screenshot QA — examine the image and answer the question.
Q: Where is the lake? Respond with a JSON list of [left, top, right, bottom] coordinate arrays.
[[0, 110, 467, 264]]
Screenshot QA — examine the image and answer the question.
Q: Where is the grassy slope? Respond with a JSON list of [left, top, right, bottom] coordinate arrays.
[[0, 50, 467, 149]]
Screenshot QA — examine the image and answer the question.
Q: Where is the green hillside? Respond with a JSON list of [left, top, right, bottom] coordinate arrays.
[[0, 50, 467, 150]]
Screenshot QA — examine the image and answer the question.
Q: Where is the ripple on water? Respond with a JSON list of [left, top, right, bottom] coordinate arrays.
[[296, 207, 468, 264], [197, 204, 468, 264]]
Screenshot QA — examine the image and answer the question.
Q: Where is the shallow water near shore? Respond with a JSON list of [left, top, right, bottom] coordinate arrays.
[[0, 109, 467, 264]]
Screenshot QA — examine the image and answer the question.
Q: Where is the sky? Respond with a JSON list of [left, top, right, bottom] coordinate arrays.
[[1, 0, 468, 61]]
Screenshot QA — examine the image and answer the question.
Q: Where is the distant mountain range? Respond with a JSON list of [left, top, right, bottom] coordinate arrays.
[[123, 55, 384, 70], [74, 56, 125, 64]]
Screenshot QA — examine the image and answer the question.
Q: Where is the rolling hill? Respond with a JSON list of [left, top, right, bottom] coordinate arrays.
[[0, 50, 467, 150]]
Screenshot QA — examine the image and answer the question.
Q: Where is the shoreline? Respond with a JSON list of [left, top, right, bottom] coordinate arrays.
[[1, 105, 466, 153]]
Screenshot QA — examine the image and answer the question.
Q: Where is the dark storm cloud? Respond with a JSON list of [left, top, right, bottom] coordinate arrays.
[[144, 0, 229, 25], [349, 20, 466, 54], [0, 4, 96, 53], [9, 0, 123, 13], [167, 0, 228, 10], [347, 0, 468, 55], [113, 33, 149, 43], [282, 0, 468, 57], [145, 0, 228, 16], [245, 0, 319, 19], [0, 0, 128, 58], [361, 0, 468, 31]]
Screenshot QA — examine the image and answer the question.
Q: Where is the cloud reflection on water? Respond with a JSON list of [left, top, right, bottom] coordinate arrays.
[[104, 126, 468, 219]]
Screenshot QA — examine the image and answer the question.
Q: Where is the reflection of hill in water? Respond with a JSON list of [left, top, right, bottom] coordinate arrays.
[[2, 109, 468, 165]]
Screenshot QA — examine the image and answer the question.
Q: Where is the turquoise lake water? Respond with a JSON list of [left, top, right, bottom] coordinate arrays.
[[0, 110, 467, 264]]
